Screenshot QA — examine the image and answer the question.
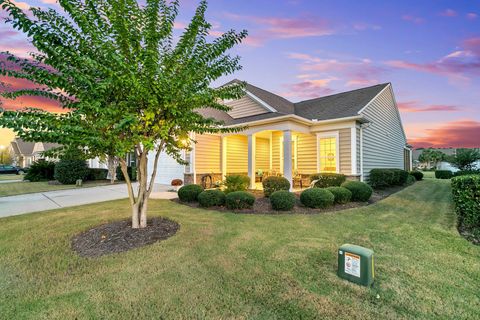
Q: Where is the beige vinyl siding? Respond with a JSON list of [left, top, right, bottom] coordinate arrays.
[[255, 137, 270, 172], [271, 131, 282, 172], [356, 127, 361, 175], [226, 135, 248, 174], [339, 129, 351, 175], [297, 133, 317, 174], [195, 134, 221, 173], [361, 85, 407, 180], [226, 95, 268, 119]]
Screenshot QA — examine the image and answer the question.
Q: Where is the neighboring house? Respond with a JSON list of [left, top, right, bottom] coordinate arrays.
[[10, 138, 37, 167], [413, 147, 480, 171], [149, 80, 411, 188]]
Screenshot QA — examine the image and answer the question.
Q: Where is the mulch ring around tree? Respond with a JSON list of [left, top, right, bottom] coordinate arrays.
[[175, 184, 407, 215], [72, 217, 179, 258]]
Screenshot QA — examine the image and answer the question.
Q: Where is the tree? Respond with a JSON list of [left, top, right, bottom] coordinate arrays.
[[418, 148, 445, 169], [0, 146, 13, 164], [448, 148, 480, 171], [0, 0, 247, 228]]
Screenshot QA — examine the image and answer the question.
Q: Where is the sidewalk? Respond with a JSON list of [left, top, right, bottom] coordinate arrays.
[[0, 183, 177, 218]]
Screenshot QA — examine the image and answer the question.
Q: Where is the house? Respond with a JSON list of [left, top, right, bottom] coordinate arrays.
[[10, 138, 37, 167], [149, 80, 411, 188]]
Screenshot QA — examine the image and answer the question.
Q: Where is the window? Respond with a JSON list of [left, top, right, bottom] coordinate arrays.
[[318, 134, 339, 173]]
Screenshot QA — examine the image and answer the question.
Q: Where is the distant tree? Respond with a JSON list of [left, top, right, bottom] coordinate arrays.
[[0, 0, 247, 228], [0, 147, 13, 164], [448, 149, 480, 171], [418, 148, 445, 169]]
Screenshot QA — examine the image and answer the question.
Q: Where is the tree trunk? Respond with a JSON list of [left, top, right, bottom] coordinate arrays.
[[107, 155, 118, 184]]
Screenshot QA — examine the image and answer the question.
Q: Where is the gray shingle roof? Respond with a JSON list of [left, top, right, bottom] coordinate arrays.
[[294, 83, 390, 120], [204, 80, 390, 125], [11, 138, 35, 156]]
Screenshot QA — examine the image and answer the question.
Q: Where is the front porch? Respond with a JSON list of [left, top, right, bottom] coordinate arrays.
[[188, 127, 356, 190]]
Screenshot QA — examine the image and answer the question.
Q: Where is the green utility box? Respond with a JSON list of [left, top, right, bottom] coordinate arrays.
[[337, 244, 374, 286]]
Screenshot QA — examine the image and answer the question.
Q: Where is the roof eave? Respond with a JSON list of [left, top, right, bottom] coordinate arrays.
[[225, 114, 364, 128]]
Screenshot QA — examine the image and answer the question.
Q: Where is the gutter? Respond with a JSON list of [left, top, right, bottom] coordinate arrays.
[[225, 114, 365, 128]]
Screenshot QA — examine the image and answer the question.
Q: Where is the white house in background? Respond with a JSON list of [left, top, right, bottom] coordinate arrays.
[[10, 138, 60, 167]]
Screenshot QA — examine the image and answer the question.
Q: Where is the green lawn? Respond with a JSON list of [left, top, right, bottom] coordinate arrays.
[[0, 179, 478, 319], [421, 170, 435, 179], [0, 174, 24, 181], [0, 180, 122, 197]]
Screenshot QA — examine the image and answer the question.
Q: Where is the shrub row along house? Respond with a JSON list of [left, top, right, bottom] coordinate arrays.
[[148, 80, 411, 189]]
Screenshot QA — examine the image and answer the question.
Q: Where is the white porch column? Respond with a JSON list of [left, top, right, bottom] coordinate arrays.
[[221, 136, 227, 179], [248, 133, 256, 189], [283, 130, 293, 191], [351, 126, 357, 175]]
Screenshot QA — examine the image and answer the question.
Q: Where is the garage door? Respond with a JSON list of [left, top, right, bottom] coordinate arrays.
[[147, 151, 185, 185]]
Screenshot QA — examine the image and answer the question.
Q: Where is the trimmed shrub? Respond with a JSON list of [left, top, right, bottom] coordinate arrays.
[[454, 170, 480, 177], [198, 189, 225, 207], [451, 175, 480, 238], [326, 186, 352, 204], [262, 176, 290, 197], [435, 170, 453, 179], [87, 168, 108, 180], [406, 174, 416, 185], [23, 160, 55, 182], [309, 173, 346, 188], [300, 188, 334, 208], [116, 165, 137, 181], [390, 169, 409, 185], [369, 168, 409, 188], [224, 175, 250, 194], [410, 171, 424, 181], [369, 169, 395, 188], [54, 159, 89, 184], [178, 184, 204, 202], [341, 181, 373, 202], [270, 190, 296, 211], [225, 191, 255, 210]]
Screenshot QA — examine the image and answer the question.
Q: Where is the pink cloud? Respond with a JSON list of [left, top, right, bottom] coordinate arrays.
[[386, 36, 480, 81], [408, 120, 480, 148], [288, 53, 384, 88], [439, 9, 457, 17], [398, 101, 461, 113], [224, 13, 333, 46], [467, 13, 478, 20], [281, 78, 335, 99], [401, 14, 425, 24]]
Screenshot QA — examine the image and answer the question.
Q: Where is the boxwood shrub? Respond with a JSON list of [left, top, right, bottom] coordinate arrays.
[[178, 184, 204, 202], [270, 190, 296, 211], [341, 181, 373, 202], [406, 174, 416, 185], [262, 176, 290, 197], [451, 175, 480, 238], [225, 191, 255, 210], [454, 170, 480, 177], [198, 189, 225, 207], [309, 173, 346, 188], [87, 168, 108, 180], [409, 170, 424, 181], [326, 186, 352, 204], [369, 168, 409, 188], [224, 175, 250, 194], [54, 159, 89, 184], [23, 160, 55, 182], [435, 170, 453, 179], [369, 169, 395, 188], [300, 188, 334, 208]]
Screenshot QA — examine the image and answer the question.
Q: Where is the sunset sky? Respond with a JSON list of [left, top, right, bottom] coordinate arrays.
[[1, 0, 479, 148]]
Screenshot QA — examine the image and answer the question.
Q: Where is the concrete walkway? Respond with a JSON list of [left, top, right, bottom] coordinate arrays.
[[0, 183, 178, 218]]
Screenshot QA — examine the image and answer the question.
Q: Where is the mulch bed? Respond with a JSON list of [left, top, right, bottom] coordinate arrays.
[[458, 225, 480, 246], [175, 184, 407, 215], [72, 217, 179, 258]]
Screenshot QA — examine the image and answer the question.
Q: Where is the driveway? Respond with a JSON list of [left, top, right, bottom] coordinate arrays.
[[0, 183, 177, 218]]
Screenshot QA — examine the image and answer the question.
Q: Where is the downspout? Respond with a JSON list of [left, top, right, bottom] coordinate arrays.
[[359, 125, 364, 182]]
